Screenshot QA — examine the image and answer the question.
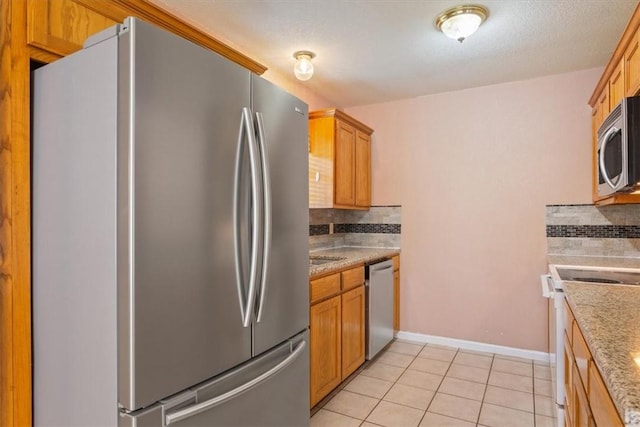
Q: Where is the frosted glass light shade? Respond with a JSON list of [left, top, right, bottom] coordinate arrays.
[[293, 51, 315, 81], [441, 14, 482, 41], [436, 5, 488, 43]]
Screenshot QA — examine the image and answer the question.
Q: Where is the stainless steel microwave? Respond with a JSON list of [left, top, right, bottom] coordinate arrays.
[[596, 96, 640, 197]]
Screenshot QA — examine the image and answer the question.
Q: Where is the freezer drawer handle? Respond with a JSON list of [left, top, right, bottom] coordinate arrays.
[[164, 340, 307, 425]]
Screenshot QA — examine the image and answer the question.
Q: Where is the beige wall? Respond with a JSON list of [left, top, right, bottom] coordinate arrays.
[[345, 68, 601, 352]]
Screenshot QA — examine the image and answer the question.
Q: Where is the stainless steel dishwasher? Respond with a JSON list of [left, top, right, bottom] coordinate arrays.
[[365, 258, 395, 360]]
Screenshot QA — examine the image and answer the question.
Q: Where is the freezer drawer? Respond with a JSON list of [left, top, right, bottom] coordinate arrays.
[[121, 331, 309, 427]]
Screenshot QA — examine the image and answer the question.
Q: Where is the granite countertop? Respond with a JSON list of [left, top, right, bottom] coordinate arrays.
[[309, 246, 400, 278], [563, 282, 640, 426], [548, 255, 640, 269]]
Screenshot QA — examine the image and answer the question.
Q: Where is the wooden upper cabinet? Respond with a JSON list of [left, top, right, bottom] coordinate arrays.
[[625, 29, 640, 96], [355, 131, 371, 207], [335, 121, 357, 206], [26, 0, 266, 73], [309, 109, 374, 210], [588, 3, 640, 204], [609, 58, 625, 110]]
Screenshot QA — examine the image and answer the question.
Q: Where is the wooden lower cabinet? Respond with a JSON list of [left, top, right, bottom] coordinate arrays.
[[309, 265, 366, 407], [309, 296, 342, 407], [564, 302, 624, 427]]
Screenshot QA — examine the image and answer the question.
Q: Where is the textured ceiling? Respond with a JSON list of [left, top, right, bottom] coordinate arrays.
[[148, 0, 638, 108]]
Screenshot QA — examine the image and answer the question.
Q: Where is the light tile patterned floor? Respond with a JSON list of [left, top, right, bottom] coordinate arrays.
[[311, 339, 555, 427]]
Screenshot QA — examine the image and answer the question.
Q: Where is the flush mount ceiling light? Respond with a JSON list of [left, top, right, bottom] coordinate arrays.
[[293, 51, 315, 81], [436, 4, 489, 43]]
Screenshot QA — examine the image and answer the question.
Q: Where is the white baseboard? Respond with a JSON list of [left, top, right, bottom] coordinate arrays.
[[395, 331, 550, 363]]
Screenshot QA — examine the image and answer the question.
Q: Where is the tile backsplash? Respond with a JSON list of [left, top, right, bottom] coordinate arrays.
[[309, 206, 401, 250], [546, 204, 640, 258]]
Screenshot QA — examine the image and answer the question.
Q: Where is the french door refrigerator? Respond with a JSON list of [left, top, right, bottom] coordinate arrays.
[[33, 17, 309, 426]]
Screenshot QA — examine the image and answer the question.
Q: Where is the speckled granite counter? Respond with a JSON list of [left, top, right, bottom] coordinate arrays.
[[309, 246, 400, 278], [549, 255, 640, 269], [563, 282, 640, 426]]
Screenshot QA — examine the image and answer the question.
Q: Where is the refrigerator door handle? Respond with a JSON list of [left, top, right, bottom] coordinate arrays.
[[233, 110, 249, 323], [255, 112, 271, 323], [164, 340, 307, 425], [234, 107, 262, 328]]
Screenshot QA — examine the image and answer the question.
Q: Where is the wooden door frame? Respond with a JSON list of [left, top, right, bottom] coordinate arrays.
[[1, 0, 33, 425]]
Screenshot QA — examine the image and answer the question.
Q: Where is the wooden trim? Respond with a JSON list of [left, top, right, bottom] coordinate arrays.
[[29, 45, 62, 63], [589, 2, 640, 106], [76, 0, 267, 75], [27, 0, 89, 56], [594, 191, 640, 205], [309, 108, 374, 135], [1, 0, 33, 425]]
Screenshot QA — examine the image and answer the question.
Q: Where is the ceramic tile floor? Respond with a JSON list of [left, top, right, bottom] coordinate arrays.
[[310, 339, 556, 427]]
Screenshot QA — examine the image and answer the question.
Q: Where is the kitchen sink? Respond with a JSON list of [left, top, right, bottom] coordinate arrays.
[[554, 266, 640, 286], [309, 255, 346, 266]]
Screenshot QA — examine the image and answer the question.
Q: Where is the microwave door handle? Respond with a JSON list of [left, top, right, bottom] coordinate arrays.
[[599, 126, 620, 190]]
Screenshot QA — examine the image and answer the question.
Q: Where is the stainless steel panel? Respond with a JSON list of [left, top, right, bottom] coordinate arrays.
[[118, 18, 253, 410], [168, 332, 309, 426], [366, 260, 395, 359], [122, 332, 309, 427], [251, 76, 310, 355], [33, 36, 119, 426]]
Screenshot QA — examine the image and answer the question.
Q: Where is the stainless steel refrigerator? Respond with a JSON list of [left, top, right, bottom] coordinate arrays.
[[33, 17, 309, 426]]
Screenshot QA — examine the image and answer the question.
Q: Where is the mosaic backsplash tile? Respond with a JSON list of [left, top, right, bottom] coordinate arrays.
[[546, 204, 640, 258], [547, 225, 640, 238]]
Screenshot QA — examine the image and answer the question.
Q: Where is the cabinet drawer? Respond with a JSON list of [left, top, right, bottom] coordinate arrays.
[[589, 363, 624, 427], [564, 299, 574, 345], [310, 273, 341, 303], [341, 266, 364, 291], [572, 322, 591, 393]]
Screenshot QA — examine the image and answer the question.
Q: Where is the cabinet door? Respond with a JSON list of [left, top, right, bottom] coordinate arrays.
[[28, 0, 119, 57], [572, 323, 590, 392], [341, 285, 365, 380], [310, 296, 342, 407], [598, 88, 610, 126], [355, 131, 371, 207], [609, 57, 625, 109], [589, 364, 624, 427], [625, 30, 640, 96], [564, 333, 574, 420], [573, 363, 594, 427], [334, 120, 356, 206]]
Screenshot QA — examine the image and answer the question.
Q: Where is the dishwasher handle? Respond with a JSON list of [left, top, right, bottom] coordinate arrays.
[[371, 265, 393, 272]]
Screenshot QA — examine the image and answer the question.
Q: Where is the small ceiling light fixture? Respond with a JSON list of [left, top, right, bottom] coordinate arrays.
[[293, 50, 315, 81], [436, 4, 489, 43]]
